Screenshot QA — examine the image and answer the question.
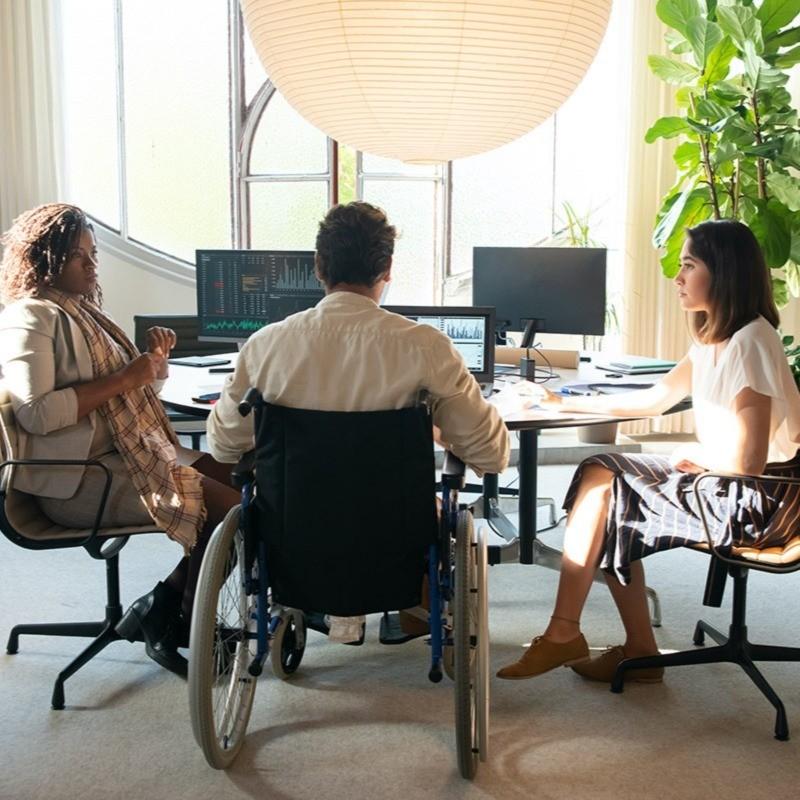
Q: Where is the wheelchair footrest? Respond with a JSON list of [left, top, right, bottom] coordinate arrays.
[[379, 612, 428, 645]]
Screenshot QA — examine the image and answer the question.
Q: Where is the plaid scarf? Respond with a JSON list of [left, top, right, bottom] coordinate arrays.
[[41, 289, 206, 551]]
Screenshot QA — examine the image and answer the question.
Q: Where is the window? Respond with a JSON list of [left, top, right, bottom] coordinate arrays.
[[54, 0, 632, 330]]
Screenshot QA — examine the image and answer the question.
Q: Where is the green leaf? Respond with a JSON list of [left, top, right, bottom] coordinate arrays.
[[645, 116, 691, 143], [704, 36, 739, 82], [766, 173, 800, 211], [674, 140, 701, 169], [791, 224, 800, 263], [653, 181, 700, 249], [785, 260, 800, 298], [687, 17, 724, 67], [777, 132, 800, 170], [713, 79, 747, 101], [743, 39, 789, 90], [757, 0, 800, 38], [659, 190, 712, 277], [695, 97, 730, 119], [717, 4, 763, 50], [719, 116, 754, 146], [772, 277, 789, 307], [665, 28, 694, 54], [775, 44, 800, 68], [712, 140, 737, 165], [741, 142, 782, 158], [765, 25, 800, 51], [648, 55, 701, 85], [657, 0, 703, 37], [749, 199, 791, 267]]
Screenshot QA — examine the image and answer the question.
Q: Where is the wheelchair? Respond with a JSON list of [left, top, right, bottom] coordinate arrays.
[[188, 390, 490, 779]]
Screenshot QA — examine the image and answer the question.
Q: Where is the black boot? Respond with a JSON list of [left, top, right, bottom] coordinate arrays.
[[116, 582, 188, 677]]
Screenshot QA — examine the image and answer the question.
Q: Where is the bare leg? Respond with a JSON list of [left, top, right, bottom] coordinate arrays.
[[603, 561, 658, 656], [542, 464, 615, 643]]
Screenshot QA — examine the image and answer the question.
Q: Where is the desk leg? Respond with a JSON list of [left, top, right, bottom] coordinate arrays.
[[518, 429, 538, 565], [483, 473, 498, 505]]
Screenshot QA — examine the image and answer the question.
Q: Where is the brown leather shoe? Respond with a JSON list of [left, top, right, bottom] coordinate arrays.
[[570, 645, 664, 683], [496, 634, 589, 680]]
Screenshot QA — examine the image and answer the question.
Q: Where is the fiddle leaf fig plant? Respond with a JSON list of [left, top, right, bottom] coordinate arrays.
[[646, 0, 800, 308]]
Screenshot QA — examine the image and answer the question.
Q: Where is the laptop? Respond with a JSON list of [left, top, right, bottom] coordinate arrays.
[[383, 305, 496, 396]]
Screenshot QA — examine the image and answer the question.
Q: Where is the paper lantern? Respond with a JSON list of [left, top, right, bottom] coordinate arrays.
[[241, 0, 612, 164]]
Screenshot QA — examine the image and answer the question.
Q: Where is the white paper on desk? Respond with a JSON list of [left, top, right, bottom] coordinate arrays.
[[489, 381, 599, 422], [488, 381, 541, 416]]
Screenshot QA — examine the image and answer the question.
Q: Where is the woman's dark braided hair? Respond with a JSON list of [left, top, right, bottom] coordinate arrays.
[[0, 203, 102, 306]]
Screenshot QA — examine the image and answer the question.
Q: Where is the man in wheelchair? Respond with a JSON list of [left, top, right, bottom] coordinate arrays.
[[206, 201, 509, 642]]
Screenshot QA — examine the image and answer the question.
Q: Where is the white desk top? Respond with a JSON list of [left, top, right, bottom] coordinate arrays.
[[159, 352, 679, 430]]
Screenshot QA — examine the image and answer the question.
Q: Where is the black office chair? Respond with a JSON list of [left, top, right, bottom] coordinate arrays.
[[133, 314, 230, 450], [612, 471, 800, 741], [0, 388, 162, 709]]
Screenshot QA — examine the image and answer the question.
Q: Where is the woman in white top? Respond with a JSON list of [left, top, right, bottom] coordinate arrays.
[[497, 219, 800, 682]]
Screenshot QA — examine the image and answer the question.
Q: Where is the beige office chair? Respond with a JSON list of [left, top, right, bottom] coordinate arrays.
[[612, 471, 800, 741], [0, 388, 162, 709]]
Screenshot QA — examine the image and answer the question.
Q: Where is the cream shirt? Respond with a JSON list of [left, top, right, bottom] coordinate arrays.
[[207, 291, 509, 475], [690, 315, 800, 464]]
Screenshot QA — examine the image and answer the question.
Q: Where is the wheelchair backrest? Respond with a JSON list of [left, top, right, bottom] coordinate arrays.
[[253, 402, 438, 616]]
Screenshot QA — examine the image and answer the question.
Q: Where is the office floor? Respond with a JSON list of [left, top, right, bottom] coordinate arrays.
[[2, 460, 800, 800]]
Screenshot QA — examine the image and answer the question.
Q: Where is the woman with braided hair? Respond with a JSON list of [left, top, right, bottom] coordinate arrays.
[[0, 203, 239, 677]]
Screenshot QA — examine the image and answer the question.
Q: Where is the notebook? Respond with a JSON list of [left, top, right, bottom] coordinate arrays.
[[594, 355, 676, 374]]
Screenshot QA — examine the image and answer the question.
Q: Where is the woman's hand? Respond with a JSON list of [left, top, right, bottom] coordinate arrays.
[[146, 326, 176, 356], [535, 386, 563, 409], [669, 443, 707, 474], [121, 352, 166, 390]]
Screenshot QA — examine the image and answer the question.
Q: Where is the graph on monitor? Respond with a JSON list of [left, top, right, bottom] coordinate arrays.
[[196, 250, 324, 342]]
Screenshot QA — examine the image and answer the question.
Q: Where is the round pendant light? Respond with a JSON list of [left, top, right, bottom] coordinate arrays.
[[241, 0, 612, 164]]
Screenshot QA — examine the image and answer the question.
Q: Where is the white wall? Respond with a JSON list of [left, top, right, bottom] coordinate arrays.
[[94, 233, 196, 338]]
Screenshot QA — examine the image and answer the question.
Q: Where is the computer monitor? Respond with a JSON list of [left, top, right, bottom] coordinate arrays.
[[196, 249, 324, 343], [383, 305, 495, 386], [472, 247, 606, 345]]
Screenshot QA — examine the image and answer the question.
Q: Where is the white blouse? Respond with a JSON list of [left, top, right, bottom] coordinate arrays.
[[690, 315, 800, 464]]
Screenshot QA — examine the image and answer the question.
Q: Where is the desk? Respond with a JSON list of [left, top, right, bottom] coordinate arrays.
[[160, 355, 689, 573]]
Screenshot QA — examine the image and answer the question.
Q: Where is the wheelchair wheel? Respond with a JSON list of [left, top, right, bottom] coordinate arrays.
[[189, 506, 258, 769], [270, 609, 306, 679], [453, 510, 489, 779]]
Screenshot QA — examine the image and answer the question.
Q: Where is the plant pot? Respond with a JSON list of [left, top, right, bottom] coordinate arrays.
[[577, 422, 618, 445]]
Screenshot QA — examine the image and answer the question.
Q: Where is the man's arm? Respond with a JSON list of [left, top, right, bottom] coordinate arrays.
[[206, 349, 256, 463], [426, 337, 509, 475]]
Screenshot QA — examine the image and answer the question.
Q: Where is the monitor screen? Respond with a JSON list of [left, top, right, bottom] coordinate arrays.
[[196, 249, 324, 342], [472, 247, 606, 337], [383, 305, 495, 385]]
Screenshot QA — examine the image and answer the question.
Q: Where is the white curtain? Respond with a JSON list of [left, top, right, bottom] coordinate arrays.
[[0, 0, 59, 235], [620, 0, 694, 435]]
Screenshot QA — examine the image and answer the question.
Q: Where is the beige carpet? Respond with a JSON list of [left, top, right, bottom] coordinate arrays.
[[2, 463, 800, 800]]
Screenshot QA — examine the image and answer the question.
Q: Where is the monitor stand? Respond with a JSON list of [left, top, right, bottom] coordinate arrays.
[[520, 318, 546, 349]]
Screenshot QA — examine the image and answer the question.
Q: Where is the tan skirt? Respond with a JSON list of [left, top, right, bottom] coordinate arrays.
[[36, 446, 203, 529]]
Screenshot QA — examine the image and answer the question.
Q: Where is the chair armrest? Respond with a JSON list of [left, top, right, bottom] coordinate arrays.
[[0, 457, 113, 549], [690, 471, 800, 571]]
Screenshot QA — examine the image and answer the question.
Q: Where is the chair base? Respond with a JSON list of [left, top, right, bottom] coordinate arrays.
[[611, 566, 800, 742], [5, 552, 142, 709]]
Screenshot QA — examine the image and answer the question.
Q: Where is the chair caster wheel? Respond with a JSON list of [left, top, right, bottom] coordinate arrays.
[[428, 665, 443, 683]]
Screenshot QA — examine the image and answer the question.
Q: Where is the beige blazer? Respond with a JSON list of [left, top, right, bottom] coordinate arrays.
[[0, 298, 163, 498]]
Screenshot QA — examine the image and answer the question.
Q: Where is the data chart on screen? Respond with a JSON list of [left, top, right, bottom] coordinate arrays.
[[196, 250, 324, 342]]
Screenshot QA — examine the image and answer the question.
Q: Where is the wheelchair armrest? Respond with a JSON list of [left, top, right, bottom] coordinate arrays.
[[442, 451, 466, 490], [238, 388, 264, 417], [231, 450, 255, 488]]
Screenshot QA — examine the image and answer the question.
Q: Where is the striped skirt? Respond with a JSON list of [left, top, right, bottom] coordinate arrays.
[[563, 453, 800, 584]]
